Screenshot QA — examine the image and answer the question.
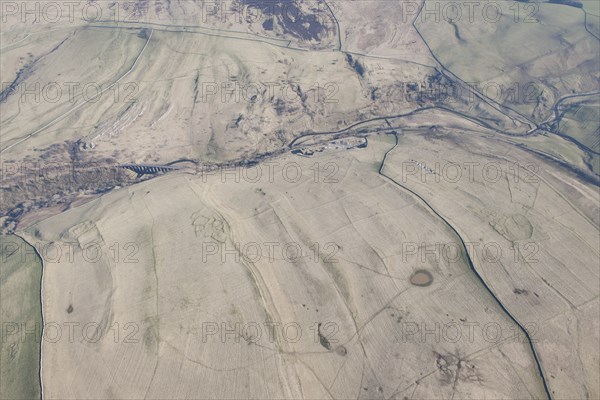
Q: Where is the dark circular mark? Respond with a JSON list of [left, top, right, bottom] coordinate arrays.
[[335, 345, 347, 356], [410, 269, 433, 287], [66, 304, 73, 314]]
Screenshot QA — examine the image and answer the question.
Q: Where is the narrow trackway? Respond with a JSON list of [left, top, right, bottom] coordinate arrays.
[[322, 0, 342, 51], [535, 91, 600, 155], [287, 103, 526, 150], [377, 129, 553, 400]]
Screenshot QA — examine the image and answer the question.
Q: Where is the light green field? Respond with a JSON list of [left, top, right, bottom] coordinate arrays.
[[582, 0, 600, 15], [0, 235, 42, 399]]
